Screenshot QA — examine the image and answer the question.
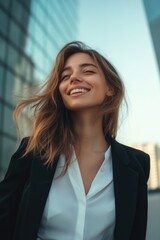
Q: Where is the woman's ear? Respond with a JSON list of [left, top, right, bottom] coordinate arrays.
[[106, 86, 114, 97]]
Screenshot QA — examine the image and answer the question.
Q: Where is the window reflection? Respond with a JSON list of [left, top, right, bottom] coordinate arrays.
[[9, 21, 22, 48], [0, 65, 4, 97], [0, 9, 8, 36], [11, 0, 23, 23], [7, 44, 20, 70], [0, 36, 6, 61], [5, 71, 15, 105], [4, 106, 17, 137]]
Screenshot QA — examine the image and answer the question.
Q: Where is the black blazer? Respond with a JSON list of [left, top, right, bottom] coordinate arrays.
[[0, 137, 150, 240]]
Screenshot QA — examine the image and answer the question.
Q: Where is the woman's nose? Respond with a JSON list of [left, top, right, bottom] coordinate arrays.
[[70, 73, 82, 83]]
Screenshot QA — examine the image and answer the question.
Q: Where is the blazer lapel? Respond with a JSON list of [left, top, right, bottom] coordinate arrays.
[[23, 154, 59, 240], [111, 139, 139, 240]]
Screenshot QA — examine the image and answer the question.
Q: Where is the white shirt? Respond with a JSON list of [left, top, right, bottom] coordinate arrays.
[[37, 146, 115, 240]]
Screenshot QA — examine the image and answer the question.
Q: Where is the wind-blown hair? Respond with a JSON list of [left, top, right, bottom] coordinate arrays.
[[14, 41, 125, 170]]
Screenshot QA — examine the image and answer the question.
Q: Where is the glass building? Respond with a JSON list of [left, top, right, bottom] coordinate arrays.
[[0, 0, 79, 178], [143, 0, 160, 73]]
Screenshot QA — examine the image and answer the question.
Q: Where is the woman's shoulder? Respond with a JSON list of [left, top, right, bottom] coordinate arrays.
[[119, 142, 150, 181], [17, 136, 29, 150], [6, 137, 31, 173], [120, 143, 149, 158], [110, 137, 149, 158], [11, 137, 30, 158], [110, 138, 150, 181]]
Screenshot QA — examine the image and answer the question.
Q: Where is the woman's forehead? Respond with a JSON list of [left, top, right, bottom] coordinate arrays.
[[64, 52, 96, 67]]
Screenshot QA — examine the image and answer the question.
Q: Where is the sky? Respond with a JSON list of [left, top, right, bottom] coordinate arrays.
[[78, 0, 160, 145]]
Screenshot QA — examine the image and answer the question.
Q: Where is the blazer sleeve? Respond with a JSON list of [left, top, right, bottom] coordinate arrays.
[[0, 138, 32, 240], [136, 151, 150, 183], [142, 153, 150, 182], [131, 152, 150, 240]]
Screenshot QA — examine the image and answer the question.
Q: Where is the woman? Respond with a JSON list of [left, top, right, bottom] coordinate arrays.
[[0, 41, 150, 240]]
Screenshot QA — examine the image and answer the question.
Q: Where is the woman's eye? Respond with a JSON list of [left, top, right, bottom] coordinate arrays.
[[61, 75, 70, 81], [84, 70, 95, 74]]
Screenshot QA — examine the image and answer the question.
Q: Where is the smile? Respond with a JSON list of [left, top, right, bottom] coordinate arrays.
[[69, 88, 90, 95]]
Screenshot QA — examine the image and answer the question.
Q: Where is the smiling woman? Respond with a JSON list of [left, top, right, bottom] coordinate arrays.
[[0, 41, 150, 240], [59, 52, 113, 110]]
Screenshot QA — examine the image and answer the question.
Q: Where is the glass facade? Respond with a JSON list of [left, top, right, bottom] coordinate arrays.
[[0, 0, 79, 179], [143, 0, 160, 73]]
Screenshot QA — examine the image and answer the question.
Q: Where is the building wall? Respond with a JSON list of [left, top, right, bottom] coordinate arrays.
[[0, 0, 79, 179], [143, 0, 160, 72]]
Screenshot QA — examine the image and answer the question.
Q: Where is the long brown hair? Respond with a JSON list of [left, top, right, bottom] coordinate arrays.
[[14, 41, 125, 170]]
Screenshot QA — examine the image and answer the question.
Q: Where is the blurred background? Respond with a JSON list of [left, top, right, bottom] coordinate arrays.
[[0, 0, 160, 239]]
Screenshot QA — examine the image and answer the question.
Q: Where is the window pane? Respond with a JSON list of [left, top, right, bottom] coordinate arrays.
[[11, 0, 22, 22], [18, 55, 34, 82], [7, 44, 19, 71], [28, 15, 35, 37], [45, 58, 53, 75], [5, 70, 16, 104], [5, 71, 31, 104], [33, 46, 44, 70], [0, 65, 5, 97], [3, 106, 16, 137], [0, 9, 8, 36], [0, 36, 7, 61], [9, 21, 22, 48], [34, 23, 45, 48], [20, 7, 29, 29], [33, 67, 46, 82], [35, 3, 45, 27], [0, 101, 3, 131], [25, 37, 35, 57], [0, 0, 10, 10]]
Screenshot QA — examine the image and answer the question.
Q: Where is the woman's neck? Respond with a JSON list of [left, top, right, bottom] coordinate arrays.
[[71, 111, 108, 153]]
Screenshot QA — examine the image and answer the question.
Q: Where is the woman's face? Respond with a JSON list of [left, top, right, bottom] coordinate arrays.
[[59, 52, 112, 111]]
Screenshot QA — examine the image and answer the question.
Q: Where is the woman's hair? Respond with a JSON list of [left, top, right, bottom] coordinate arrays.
[[14, 41, 125, 170]]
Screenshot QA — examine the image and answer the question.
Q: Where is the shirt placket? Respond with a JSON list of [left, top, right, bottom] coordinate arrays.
[[68, 158, 87, 240]]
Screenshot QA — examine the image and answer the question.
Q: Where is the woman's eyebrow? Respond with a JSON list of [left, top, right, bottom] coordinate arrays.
[[79, 63, 97, 68], [62, 63, 97, 73]]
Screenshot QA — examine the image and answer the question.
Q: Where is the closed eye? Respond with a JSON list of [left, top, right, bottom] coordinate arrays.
[[83, 70, 96, 74], [61, 74, 70, 81]]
